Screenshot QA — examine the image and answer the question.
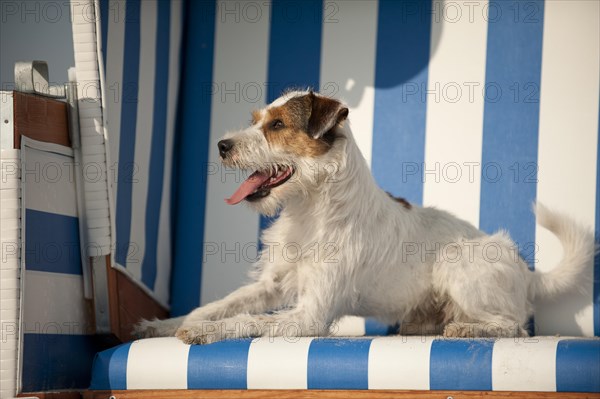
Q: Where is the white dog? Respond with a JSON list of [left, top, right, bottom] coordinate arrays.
[[136, 90, 595, 344]]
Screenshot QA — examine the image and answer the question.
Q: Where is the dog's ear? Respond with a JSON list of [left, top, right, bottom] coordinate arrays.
[[307, 92, 349, 139]]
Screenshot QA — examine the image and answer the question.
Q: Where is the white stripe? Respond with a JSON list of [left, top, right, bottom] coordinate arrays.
[[492, 337, 558, 391], [200, 0, 270, 304], [535, 0, 600, 337], [154, 0, 183, 305], [247, 337, 312, 389], [332, 316, 366, 336], [126, 337, 190, 389], [126, 0, 157, 278], [422, 0, 488, 227], [22, 271, 92, 335], [319, 0, 378, 167], [368, 336, 433, 390], [104, 0, 125, 198], [21, 147, 78, 218]]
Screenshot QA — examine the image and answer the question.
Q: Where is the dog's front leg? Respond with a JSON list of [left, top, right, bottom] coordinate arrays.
[[176, 296, 337, 345], [135, 279, 289, 338], [183, 279, 289, 323]]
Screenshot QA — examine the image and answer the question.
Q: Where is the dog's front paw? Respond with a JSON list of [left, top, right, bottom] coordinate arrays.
[[176, 324, 224, 345], [443, 322, 486, 338]]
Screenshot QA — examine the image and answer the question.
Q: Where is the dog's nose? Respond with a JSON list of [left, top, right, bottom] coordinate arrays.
[[218, 139, 233, 158]]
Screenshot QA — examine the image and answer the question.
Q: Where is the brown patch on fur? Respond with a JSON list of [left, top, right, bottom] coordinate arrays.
[[307, 93, 349, 138], [387, 192, 412, 209], [260, 93, 347, 157]]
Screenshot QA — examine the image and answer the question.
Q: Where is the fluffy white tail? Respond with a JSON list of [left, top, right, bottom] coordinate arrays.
[[530, 203, 596, 300]]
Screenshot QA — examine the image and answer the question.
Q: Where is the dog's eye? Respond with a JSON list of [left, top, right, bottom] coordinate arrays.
[[270, 119, 284, 130]]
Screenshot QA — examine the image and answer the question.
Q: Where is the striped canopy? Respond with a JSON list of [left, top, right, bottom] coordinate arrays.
[[96, 0, 600, 336]]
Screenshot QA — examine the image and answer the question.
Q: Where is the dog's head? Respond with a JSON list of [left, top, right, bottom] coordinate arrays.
[[218, 90, 349, 215]]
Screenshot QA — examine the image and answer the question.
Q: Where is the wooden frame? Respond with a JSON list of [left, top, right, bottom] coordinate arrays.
[[18, 393, 82, 399], [17, 389, 600, 399], [82, 390, 600, 399]]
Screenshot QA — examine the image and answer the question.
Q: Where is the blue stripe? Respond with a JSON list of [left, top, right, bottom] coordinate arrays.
[[260, 0, 324, 236], [22, 334, 116, 391], [169, 0, 185, 316], [187, 339, 252, 389], [364, 318, 395, 336], [556, 339, 600, 392], [170, 0, 216, 316], [372, 0, 431, 205], [115, 0, 141, 268], [266, 0, 322, 97], [430, 339, 494, 391], [25, 209, 82, 275], [100, 0, 108, 68], [141, 0, 171, 290], [595, 95, 600, 336], [307, 338, 371, 389], [479, 0, 545, 268], [169, 0, 185, 310], [89, 342, 131, 390]]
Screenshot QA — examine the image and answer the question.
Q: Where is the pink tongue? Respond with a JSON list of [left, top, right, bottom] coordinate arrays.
[[225, 171, 271, 205]]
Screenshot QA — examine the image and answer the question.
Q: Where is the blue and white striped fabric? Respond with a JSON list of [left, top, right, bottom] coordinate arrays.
[[19, 139, 108, 391], [97, 0, 183, 307], [90, 336, 600, 392]]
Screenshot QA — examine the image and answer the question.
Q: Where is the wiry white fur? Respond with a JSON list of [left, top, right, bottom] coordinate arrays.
[[530, 203, 596, 299], [135, 91, 596, 344]]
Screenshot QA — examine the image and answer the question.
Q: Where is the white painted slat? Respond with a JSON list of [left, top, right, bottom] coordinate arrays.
[[422, 0, 488, 227], [200, 0, 270, 304], [320, 0, 378, 167]]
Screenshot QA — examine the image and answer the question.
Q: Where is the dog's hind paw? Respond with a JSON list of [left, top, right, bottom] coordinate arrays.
[[442, 322, 528, 338]]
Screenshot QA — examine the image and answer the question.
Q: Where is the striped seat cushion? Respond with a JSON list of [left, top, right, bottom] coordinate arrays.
[[90, 337, 599, 392]]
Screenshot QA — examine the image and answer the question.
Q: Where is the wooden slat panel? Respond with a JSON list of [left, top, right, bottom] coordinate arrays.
[[116, 268, 168, 340], [105, 255, 121, 337], [83, 390, 600, 399], [104, 256, 168, 341], [13, 91, 70, 148]]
